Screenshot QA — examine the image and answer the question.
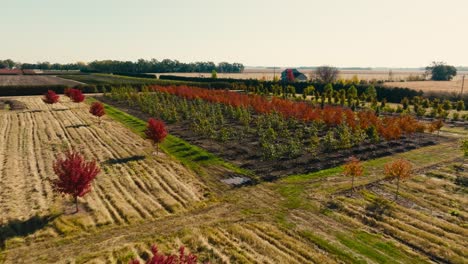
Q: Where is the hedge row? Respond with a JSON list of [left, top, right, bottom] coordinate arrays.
[[159, 75, 422, 103]]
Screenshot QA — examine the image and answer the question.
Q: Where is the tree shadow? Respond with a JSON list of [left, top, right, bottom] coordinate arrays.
[[52, 108, 69, 112], [0, 214, 59, 248], [65, 124, 90, 129], [105, 155, 146, 165]]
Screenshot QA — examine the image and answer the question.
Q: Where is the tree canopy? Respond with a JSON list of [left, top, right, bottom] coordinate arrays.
[[426, 61, 457, 81]]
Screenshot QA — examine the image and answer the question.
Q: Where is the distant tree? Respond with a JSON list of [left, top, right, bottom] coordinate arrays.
[[343, 156, 364, 191], [365, 85, 377, 101], [315, 66, 339, 83], [425, 61, 457, 81], [303, 85, 315, 100], [70, 89, 85, 103], [456, 100, 465, 111], [442, 99, 452, 111], [384, 159, 412, 201], [89, 102, 105, 124], [52, 151, 100, 213], [211, 70, 217, 79], [130, 244, 199, 264], [43, 90, 59, 104], [401, 97, 409, 110], [145, 118, 168, 154], [324, 83, 334, 103], [347, 85, 358, 99], [430, 119, 444, 135]]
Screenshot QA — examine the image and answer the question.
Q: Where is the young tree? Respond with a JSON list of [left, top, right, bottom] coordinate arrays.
[[89, 102, 105, 124], [365, 85, 377, 101], [461, 138, 468, 159], [43, 90, 60, 104], [70, 89, 85, 103], [430, 119, 444, 135], [211, 69, 217, 79], [384, 159, 412, 201], [130, 244, 199, 264], [455, 100, 465, 111], [343, 156, 364, 191], [145, 118, 168, 154], [52, 151, 100, 213]]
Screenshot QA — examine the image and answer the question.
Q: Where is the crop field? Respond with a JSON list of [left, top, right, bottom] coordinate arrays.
[[0, 91, 467, 263], [0, 75, 83, 87], [104, 86, 442, 181]]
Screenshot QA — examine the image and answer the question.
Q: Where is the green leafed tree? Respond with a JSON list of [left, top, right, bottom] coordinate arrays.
[[425, 61, 457, 81]]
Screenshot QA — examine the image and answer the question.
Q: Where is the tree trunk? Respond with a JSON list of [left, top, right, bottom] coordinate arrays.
[[395, 177, 400, 201], [75, 196, 79, 213], [351, 175, 355, 192]]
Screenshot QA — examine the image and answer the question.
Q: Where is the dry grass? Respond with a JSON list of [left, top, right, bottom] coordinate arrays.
[[384, 79, 466, 94]]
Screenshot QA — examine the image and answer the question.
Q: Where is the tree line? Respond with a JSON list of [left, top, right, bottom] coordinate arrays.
[[1, 58, 244, 73]]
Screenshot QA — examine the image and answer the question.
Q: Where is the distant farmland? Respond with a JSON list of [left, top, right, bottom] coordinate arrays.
[[0, 75, 83, 87]]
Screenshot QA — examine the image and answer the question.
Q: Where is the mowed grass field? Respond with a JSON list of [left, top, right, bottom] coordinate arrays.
[[0, 75, 83, 86], [0, 96, 467, 263]]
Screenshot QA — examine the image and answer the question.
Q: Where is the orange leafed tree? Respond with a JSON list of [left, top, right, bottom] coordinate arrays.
[[430, 119, 444, 135], [384, 159, 412, 201], [343, 156, 364, 191]]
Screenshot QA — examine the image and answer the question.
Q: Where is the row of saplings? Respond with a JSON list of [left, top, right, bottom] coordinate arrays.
[[41, 90, 468, 264], [44, 90, 183, 263]]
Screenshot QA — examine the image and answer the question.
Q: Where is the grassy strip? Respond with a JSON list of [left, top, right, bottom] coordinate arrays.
[[336, 231, 429, 264], [300, 231, 365, 264], [86, 97, 251, 176], [282, 166, 343, 183]]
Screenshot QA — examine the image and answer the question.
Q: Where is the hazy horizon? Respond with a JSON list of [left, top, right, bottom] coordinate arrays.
[[2, 0, 467, 68]]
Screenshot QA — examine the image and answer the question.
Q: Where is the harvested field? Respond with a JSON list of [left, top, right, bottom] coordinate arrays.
[[0, 75, 83, 87], [0, 97, 207, 238], [384, 79, 466, 94]]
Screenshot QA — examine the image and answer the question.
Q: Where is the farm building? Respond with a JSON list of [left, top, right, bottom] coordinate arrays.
[[281, 68, 308, 82]]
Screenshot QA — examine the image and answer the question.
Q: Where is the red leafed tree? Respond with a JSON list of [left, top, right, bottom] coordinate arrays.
[[343, 156, 364, 192], [145, 118, 168, 154], [89, 102, 105, 124], [70, 89, 85, 103], [43, 90, 60, 104], [52, 151, 100, 213], [130, 245, 199, 264], [384, 159, 412, 201], [64, 88, 73, 97]]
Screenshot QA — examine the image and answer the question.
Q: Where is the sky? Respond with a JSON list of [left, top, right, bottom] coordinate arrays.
[[1, 0, 467, 68]]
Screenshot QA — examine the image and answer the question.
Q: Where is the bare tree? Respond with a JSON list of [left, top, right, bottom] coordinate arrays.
[[315, 66, 340, 84]]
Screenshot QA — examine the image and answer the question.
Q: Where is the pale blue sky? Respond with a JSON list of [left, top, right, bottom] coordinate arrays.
[[1, 0, 467, 67]]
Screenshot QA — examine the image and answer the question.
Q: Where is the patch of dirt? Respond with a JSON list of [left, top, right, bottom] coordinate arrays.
[[0, 99, 27, 110]]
